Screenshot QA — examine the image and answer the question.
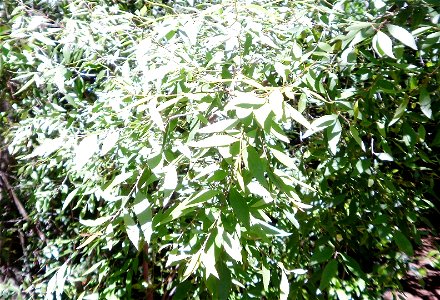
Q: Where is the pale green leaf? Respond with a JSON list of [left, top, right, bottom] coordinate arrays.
[[375, 152, 393, 161], [374, 31, 395, 59], [162, 165, 178, 191], [123, 211, 140, 250], [133, 193, 153, 243], [327, 118, 342, 155], [62, 188, 79, 211], [268, 89, 284, 119], [222, 231, 242, 262], [183, 251, 201, 280], [269, 147, 297, 169], [419, 88, 432, 119], [101, 131, 119, 155], [202, 243, 219, 279], [389, 97, 409, 126], [261, 265, 270, 291], [105, 171, 134, 191], [80, 216, 112, 227], [280, 269, 289, 300], [286, 104, 311, 129], [386, 24, 417, 50], [74, 134, 99, 171], [197, 119, 238, 134], [188, 135, 238, 147]]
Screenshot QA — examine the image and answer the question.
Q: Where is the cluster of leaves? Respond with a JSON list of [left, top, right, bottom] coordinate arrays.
[[1, 0, 439, 299]]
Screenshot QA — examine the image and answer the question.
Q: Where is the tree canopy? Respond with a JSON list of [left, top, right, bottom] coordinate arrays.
[[0, 0, 439, 299]]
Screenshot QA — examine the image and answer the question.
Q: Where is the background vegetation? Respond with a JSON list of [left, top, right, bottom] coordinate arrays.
[[0, 0, 439, 299]]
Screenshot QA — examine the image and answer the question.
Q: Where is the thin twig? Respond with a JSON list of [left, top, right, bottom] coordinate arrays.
[[0, 171, 46, 242]]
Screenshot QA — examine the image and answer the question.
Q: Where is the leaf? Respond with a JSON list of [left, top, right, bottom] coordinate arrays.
[[303, 114, 337, 139], [202, 243, 219, 279], [222, 231, 242, 262], [105, 171, 134, 191], [375, 152, 393, 161], [389, 97, 409, 126], [419, 88, 432, 119], [394, 231, 414, 256], [77, 233, 101, 249], [253, 104, 272, 130], [101, 131, 119, 155], [268, 89, 284, 119], [327, 118, 342, 155], [183, 251, 201, 280], [80, 216, 112, 227], [133, 193, 153, 243], [310, 246, 333, 265], [280, 269, 289, 300], [261, 264, 270, 291], [373, 31, 395, 59], [162, 165, 178, 192], [188, 135, 238, 147], [74, 134, 99, 171], [62, 188, 79, 211], [269, 147, 297, 169], [287, 105, 312, 129], [229, 188, 250, 228], [123, 211, 140, 250], [251, 218, 291, 237], [340, 254, 366, 279], [319, 259, 338, 290], [246, 146, 266, 186], [386, 24, 417, 50], [350, 126, 365, 152], [197, 119, 238, 134]]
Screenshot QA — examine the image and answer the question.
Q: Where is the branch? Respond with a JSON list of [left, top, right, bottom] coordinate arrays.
[[0, 171, 46, 242]]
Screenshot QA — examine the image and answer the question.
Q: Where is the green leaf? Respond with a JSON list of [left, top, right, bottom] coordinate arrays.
[[394, 231, 414, 256], [202, 243, 218, 279], [188, 135, 238, 147], [269, 147, 297, 169], [319, 259, 338, 290], [386, 24, 417, 50], [373, 31, 395, 59], [389, 97, 409, 126], [350, 126, 365, 152], [419, 88, 432, 119], [310, 246, 333, 265], [62, 188, 79, 212], [303, 114, 337, 139], [123, 211, 140, 250], [245, 146, 267, 187], [183, 251, 201, 280], [286, 104, 312, 129], [105, 171, 134, 191], [327, 118, 342, 155], [229, 188, 250, 228], [261, 264, 270, 291], [222, 231, 242, 262], [133, 193, 153, 243], [340, 254, 366, 279]]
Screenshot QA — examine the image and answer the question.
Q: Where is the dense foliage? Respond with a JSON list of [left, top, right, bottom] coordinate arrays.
[[1, 0, 439, 299]]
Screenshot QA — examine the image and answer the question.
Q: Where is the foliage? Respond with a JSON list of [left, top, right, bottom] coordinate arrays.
[[0, 0, 439, 299]]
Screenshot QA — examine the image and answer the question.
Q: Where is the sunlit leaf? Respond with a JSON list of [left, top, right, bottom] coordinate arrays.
[[386, 24, 417, 50]]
